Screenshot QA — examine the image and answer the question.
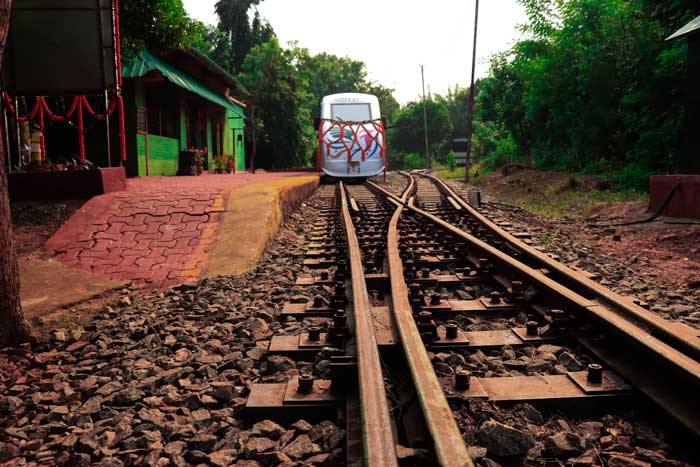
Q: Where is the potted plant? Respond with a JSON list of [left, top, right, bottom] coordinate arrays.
[[226, 156, 236, 174], [213, 154, 228, 174]]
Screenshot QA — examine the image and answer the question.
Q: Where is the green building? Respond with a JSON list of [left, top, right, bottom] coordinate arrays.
[[121, 49, 246, 176]]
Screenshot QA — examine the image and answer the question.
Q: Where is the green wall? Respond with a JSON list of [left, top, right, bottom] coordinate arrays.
[[225, 109, 245, 170], [137, 134, 179, 176]]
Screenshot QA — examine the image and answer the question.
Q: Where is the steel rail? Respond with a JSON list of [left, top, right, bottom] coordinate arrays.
[[367, 176, 700, 436], [383, 177, 475, 466], [422, 173, 700, 361], [338, 182, 398, 467]]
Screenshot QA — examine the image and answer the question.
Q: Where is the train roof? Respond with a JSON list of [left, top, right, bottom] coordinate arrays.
[[322, 93, 380, 105]]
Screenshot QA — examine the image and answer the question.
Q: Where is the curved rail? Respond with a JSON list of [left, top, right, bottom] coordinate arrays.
[[338, 181, 398, 467], [385, 177, 475, 466], [367, 174, 700, 436], [423, 173, 700, 362]]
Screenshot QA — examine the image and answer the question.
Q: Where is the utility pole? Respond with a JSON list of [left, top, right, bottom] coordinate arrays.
[[420, 64, 431, 169], [464, 0, 480, 184]]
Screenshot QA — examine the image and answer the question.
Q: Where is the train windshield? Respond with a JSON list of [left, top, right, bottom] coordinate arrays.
[[331, 103, 371, 122]]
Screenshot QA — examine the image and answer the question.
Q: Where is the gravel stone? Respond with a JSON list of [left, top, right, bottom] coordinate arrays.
[[477, 420, 535, 457]]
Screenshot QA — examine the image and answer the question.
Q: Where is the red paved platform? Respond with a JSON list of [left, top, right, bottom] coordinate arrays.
[[45, 172, 309, 284]]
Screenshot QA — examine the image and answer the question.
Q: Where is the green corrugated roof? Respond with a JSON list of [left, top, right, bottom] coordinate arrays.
[[122, 50, 245, 119], [667, 15, 700, 40]]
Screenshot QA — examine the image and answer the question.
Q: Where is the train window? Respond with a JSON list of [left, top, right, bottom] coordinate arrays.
[[331, 103, 371, 122]]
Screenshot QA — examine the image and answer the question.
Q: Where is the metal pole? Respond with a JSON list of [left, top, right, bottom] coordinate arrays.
[[464, 0, 480, 184], [420, 64, 431, 169], [3, 100, 11, 174], [104, 91, 112, 168], [14, 97, 21, 166]]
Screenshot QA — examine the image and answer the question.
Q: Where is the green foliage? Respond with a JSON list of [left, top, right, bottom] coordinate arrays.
[[389, 99, 453, 161], [446, 150, 457, 172], [238, 37, 308, 168], [190, 21, 233, 72], [474, 0, 696, 189], [402, 153, 427, 170], [215, 0, 273, 73], [119, 0, 197, 60]]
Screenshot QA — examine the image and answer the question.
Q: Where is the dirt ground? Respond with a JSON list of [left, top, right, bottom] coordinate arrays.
[[468, 168, 700, 293], [11, 199, 86, 257]]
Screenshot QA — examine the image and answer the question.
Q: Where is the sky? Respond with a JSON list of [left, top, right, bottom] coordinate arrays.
[[183, 0, 528, 104]]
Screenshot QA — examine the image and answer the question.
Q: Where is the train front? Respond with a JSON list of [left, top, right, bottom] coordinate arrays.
[[317, 93, 386, 178]]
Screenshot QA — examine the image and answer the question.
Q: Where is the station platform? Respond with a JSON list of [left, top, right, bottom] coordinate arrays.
[[22, 172, 319, 315]]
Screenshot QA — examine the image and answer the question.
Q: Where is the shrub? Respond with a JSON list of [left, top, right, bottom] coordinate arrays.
[[402, 153, 427, 170], [446, 150, 457, 172]]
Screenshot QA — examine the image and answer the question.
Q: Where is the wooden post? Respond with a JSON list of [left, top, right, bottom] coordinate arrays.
[[0, 0, 31, 346]]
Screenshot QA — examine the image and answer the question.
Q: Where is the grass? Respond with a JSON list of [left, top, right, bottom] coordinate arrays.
[[435, 166, 647, 218], [517, 184, 645, 218], [434, 164, 483, 180]]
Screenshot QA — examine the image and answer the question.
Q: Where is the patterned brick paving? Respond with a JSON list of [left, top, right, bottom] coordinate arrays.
[[45, 172, 308, 285]]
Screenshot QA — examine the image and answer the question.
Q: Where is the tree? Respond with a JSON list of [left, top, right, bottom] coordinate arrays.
[[215, 0, 274, 73], [191, 21, 234, 72], [0, 0, 31, 347], [390, 99, 453, 162], [119, 0, 197, 60], [475, 0, 696, 189], [238, 37, 309, 168]]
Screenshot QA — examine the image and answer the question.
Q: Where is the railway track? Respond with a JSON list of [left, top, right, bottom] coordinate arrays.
[[246, 173, 699, 466]]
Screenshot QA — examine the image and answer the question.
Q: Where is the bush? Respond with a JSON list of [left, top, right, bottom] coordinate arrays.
[[446, 151, 457, 172], [613, 162, 650, 192], [402, 153, 427, 170]]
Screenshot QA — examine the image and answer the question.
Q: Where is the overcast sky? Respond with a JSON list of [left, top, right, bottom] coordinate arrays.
[[183, 0, 528, 104]]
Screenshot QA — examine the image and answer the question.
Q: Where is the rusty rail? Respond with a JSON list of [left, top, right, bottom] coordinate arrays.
[[338, 182, 398, 467], [424, 173, 700, 362], [367, 175, 700, 436], [385, 177, 475, 466]]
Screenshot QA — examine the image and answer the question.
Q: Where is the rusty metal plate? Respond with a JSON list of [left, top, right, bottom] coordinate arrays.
[[421, 300, 453, 313], [303, 258, 336, 269], [448, 299, 517, 315], [281, 302, 334, 318], [462, 329, 524, 348], [306, 248, 338, 258], [365, 273, 389, 289], [294, 276, 335, 286], [479, 297, 518, 310], [431, 326, 471, 348], [246, 383, 287, 409], [371, 306, 397, 347], [440, 376, 488, 400], [567, 371, 631, 394], [284, 377, 337, 404], [446, 374, 630, 402], [268, 335, 299, 353], [511, 327, 558, 343]]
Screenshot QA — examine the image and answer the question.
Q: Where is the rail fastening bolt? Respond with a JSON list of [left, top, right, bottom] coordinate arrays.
[[320, 271, 329, 280], [490, 292, 501, 304], [298, 374, 314, 394], [526, 321, 539, 336], [430, 293, 441, 305], [587, 364, 603, 384], [455, 369, 471, 390], [445, 322, 459, 339], [313, 296, 325, 308], [308, 327, 321, 342]]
